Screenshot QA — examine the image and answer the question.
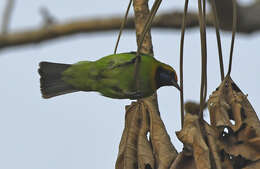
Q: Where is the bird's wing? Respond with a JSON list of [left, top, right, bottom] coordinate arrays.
[[97, 52, 137, 70]]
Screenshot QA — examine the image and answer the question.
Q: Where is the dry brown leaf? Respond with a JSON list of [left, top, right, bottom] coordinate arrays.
[[144, 99, 178, 169], [208, 76, 236, 132], [221, 156, 234, 169], [137, 103, 155, 169], [247, 137, 260, 151], [222, 142, 260, 161], [207, 75, 260, 168], [236, 91, 260, 137], [242, 160, 260, 169], [184, 101, 207, 115], [116, 100, 178, 169], [237, 124, 257, 142], [170, 153, 197, 169], [204, 123, 222, 169], [116, 102, 140, 169], [208, 76, 260, 134], [176, 113, 211, 169]]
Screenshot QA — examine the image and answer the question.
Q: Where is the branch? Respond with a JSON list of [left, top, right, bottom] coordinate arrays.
[[0, 16, 135, 49], [208, 0, 260, 33], [0, 11, 194, 49], [1, 1, 260, 49], [0, 11, 208, 50]]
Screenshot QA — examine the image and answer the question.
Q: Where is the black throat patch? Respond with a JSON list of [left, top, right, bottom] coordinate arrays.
[[155, 66, 174, 89]]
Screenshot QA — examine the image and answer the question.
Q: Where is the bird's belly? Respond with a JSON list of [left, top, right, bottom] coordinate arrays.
[[97, 81, 154, 99]]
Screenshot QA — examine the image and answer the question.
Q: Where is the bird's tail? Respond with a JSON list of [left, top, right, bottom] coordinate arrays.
[[38, 62, 77, 99]]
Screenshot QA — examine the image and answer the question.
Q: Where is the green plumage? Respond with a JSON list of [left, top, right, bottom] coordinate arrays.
[[39, 52, 178, 99]]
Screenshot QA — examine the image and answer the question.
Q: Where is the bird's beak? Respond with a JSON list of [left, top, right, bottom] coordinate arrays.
[[171, 79, 181, 91]]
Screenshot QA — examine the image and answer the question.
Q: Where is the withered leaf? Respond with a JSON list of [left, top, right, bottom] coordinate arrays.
[[170, 153, 197, 169], [176, 113, 211, 169], [184, 101, 207, 115], [222, 142, 260, 161], [144, 100, 178, 169], [116, 102, 140, 169], [137, 103, 155, 169], [208, 76, 237, 132], [247, 137, 260, 151], [116, 100, 178, 169], [208, 76, 260, 134], [242, 160, 260, 169], [208, 76, 260, 163], [221, 155, 234, 169], [204, 123, 222, 169]]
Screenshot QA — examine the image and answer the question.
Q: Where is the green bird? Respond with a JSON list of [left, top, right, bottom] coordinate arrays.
[[38, 52, 180, 99]]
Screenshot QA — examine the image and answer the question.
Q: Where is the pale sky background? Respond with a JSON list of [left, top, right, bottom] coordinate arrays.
[[0, 0, 259, 169]]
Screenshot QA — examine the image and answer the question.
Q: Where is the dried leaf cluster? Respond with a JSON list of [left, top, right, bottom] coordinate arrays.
[[116, 75, 260, 169], [175, 75, 260, 169], [116, 101, 178, 169]]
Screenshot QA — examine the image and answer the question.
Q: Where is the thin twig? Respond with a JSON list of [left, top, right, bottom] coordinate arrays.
[[136, 0, 162, 56], [179, 0, 189, 128], [210, 0, 225, 81], [39, 7, 56, 25], [203, 0, 206, 17], [202, 0, 207, 104], [134, 0, 162, 91], [197, 0, 207, 120], [1, 0, 15, 34], [227, 0, 237, 75], [114, 0, 133, 54]]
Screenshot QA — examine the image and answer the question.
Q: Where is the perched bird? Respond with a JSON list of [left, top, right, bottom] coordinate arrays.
[[38, 52, 180, 99]]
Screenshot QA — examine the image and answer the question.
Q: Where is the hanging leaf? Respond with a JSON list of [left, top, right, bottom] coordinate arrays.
[[116, 100, 178, 169], [176, 113, 211, 169], [169, 153, 197, 169], [116, 102, 140, 169], [137, 103, 155, 169], [143, 99, 178, 169], [204, 122, 223, 169], [208, 75, 260, 134], [208, 75, 260, 168], [208, 76, 234, 131], [242, 160, 260, 169]]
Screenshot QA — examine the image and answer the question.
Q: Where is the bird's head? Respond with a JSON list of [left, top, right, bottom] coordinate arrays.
[[155, 64, 180, 90]]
